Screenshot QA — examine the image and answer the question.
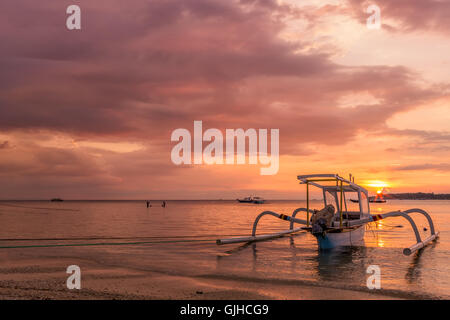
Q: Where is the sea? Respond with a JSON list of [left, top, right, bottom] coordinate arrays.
[[0, 200, 448, 299]]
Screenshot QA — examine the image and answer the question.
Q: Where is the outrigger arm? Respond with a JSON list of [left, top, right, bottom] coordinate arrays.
[[216, 208, 439, 256], [216, 209, 310, 245], [343, 208, 439, 255]]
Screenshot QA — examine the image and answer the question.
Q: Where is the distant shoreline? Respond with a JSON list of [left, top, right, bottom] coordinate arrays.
[[385, 193, 450, 200], [1, 195, 450, 201]]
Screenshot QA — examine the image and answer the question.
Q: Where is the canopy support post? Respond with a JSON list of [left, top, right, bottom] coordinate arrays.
[[306, 182, 310, 227]]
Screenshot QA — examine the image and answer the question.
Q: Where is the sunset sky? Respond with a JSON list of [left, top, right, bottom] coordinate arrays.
[[0, 0, 449, 199]]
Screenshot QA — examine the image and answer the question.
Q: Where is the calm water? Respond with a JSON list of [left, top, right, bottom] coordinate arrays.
[[0, 200, 449, 299]]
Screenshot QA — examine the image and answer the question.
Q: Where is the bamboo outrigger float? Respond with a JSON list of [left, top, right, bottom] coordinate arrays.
[[217, 174, 439, 256]]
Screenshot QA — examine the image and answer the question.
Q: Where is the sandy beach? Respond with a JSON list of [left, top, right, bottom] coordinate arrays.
[[0, 256, 405, 300]]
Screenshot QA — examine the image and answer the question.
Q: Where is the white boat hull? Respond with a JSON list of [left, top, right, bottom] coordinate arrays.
[[314, 225, 365, 249]]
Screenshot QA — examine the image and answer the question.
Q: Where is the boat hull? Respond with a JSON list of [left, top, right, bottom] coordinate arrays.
[[314, 225, 365, 249]]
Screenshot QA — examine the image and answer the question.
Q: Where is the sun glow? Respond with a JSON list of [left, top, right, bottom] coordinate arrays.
[[364, 180, 390, 188]]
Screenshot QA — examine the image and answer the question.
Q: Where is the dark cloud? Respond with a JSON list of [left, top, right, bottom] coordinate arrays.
[[382, 128, 450, 142], [0, 0, 335, 138], [394, 163, 450, 172], [1, 0, 438, 142], [0, 141, 10, 149]]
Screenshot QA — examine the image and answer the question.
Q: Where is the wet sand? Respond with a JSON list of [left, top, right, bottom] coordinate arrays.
[[0, 257, 402, 300]]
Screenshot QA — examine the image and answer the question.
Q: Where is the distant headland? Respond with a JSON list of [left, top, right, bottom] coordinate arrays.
[[385, 193, 450, 200]]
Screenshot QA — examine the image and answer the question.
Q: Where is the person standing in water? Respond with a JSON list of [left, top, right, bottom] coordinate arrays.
[[146, 200, 151, 208], [162, 201, 166, 208]]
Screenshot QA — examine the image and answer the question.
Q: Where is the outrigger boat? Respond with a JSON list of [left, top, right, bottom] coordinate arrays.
[[217, 174, 439, 256]]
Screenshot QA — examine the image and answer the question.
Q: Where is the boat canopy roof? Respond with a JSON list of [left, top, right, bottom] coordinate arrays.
[[297, 174, 368, 195]]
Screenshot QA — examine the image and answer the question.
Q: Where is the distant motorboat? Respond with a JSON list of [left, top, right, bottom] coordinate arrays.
[[237, 196, 265, 204], [351, 197, 386, 203], [51, 198, 64, 202], [237, 197, 254, 203], [369, 194, 387, 203], [370, 198, 386, 203]]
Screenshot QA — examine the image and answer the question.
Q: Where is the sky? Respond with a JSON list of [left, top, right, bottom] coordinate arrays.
[[0, 0, 449, 199]]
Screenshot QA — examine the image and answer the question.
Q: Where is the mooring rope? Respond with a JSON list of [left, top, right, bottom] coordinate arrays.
[[0, 203, 80, 212], [0, 238, 219, 249], [0, 234, 252, 242], [0, 232, 303, 249]]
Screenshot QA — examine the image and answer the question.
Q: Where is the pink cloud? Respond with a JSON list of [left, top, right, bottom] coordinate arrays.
[[346, 0, 450, 34]]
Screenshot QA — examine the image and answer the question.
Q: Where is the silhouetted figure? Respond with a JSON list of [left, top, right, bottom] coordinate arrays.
[[146, 201, 151, 208], [162, 201, 166, 208]]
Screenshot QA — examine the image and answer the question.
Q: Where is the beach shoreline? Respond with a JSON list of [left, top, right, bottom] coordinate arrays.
[[0, 257, 406, 300]]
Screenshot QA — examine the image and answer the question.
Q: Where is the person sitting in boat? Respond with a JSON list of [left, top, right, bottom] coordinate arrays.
[[311, 205, 335, 235]]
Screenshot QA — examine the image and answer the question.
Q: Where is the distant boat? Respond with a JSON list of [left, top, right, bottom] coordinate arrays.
[[51, 198, 64, 202], [370, 198, 386, 203], [252, 197, 265, 204], [237, 197, 254, 203], [237, 196, 265, 204], [350, 197, 386, 203], [369, 194, 387, 203]]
